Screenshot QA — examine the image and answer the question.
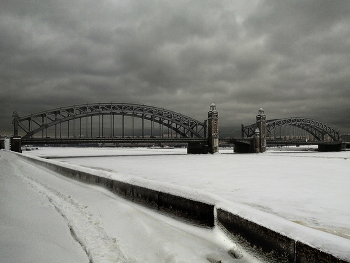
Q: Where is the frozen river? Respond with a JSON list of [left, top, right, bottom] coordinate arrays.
[[2, 146, 349, 262], [2, 149, 258, 263], [24, 146, 350, 241]]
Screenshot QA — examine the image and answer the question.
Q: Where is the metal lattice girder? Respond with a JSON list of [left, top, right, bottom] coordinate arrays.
[[15, 103, 207, 139], [242, 117, 340, 141]]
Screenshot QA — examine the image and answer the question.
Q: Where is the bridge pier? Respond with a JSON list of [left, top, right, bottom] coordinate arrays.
[[234, 140, 255, 153], [236, 109, 267, 153], [318, 143, 342, 152], [0, 138, 5, 150], [208, 103, 219, 154], [254, 128, 261, 153], [187, 103, 218, 154], [187, 142, 208, 154], [12, 111, 19, 137], [10, 136, 22, 153], [342, 142, 350, 149], [256, 108, 266, 153]]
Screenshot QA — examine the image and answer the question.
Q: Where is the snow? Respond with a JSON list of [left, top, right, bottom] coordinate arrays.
[[3, 146, 350, 262], [0, 151, 87, 263], [29, 147, 350, 240], [1, 150, 260, 263]]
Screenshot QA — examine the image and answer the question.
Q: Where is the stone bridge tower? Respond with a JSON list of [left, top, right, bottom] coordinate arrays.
[[256, 108, 266, 153], [208, 103, 219, 153]]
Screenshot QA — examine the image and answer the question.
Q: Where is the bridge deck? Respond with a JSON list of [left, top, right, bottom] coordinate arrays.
[[21, 137, 207, 145], [266, 140, 342, 146], [220, 138, 343, 146]]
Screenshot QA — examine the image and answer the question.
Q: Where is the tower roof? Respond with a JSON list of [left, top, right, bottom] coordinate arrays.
[[258, 108, 264, 115]]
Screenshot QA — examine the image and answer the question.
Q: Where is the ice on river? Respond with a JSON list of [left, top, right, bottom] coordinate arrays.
[[26, 146, 350, 240], [1, 150, 259, 263], [15, 146, 350, 261]]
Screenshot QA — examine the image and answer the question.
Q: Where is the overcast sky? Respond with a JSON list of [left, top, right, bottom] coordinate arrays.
[[1, 0, 349, 136]]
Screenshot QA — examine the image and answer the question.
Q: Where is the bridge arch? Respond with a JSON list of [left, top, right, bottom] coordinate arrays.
[[14, 103, 207, 139], [242, 117, 340, 141]]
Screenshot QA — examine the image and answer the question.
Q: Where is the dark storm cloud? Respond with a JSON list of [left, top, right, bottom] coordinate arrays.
[[1, 0, 349, 136], [238, 0, 350, 130]]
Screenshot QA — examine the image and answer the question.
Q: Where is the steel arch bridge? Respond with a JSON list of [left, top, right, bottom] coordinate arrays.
[[13, 103, 207, 140], [241, 117, 340, 141]]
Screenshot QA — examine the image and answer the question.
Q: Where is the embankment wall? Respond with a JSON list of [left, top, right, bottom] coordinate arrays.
[[19, 154, 214, 227]]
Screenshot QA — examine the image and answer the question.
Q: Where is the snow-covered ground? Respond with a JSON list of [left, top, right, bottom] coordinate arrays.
[[26, 146, 350, 241], [1, 150, 258, 263], [3, 146, 350, 262]]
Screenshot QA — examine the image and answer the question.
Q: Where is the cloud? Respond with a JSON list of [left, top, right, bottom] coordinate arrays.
[[0, 0, 349, 136]]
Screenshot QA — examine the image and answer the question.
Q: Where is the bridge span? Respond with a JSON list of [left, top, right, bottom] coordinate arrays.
[[11, 102, 219, 154], [238, 109, 343, 152], [13, 103, 207, 139], [8, 103, 344, 153]]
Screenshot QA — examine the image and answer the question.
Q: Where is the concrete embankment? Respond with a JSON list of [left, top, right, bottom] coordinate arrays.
[[18, 153, 214, 227], [217, 209, 349, 263], [18, 153, 349, 263]]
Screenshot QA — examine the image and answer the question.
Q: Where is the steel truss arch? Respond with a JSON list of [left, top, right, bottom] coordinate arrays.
[[242, 117, 340, 141], [14, 103, 207, 139]]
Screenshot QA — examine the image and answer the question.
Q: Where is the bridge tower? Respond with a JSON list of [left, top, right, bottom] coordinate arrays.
[[208, 103, 219, 153], [12, 111, 19, 136], [11, 111, 22, 153], [256, 108, 266, 153]]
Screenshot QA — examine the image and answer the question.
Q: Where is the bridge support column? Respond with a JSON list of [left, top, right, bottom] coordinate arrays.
[[256, 108, 266, 153], [10, 136, 22, 153], [187, 142, 208, 154], [318, 143, 342, 152], [208, 103, 219, 154], [254, 128, 260, 153], [0, 138, 5, 150], [12, 111, 19, 136], [234, 140, 255, 153]]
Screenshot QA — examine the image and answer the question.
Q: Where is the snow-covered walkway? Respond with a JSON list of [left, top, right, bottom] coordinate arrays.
[[0, 151, 87, 263]]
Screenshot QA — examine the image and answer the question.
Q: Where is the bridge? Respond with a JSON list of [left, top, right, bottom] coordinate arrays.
[[8, 103, 344, 153], [237, 109, 343, 152], [242, 117, 340, 141], [10, 102, 219, 154]]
